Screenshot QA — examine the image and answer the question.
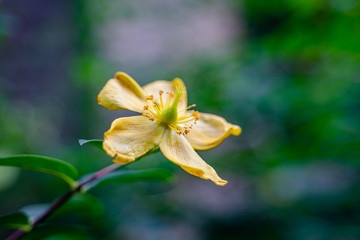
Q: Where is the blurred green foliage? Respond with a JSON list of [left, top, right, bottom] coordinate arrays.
[[1, 0, 360, 239]]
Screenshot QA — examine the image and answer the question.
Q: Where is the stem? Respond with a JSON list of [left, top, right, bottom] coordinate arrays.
[[6, 163, 123, 240]]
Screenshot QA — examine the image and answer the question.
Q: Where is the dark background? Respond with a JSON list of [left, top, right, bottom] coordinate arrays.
[[1, 0, 360, 239]]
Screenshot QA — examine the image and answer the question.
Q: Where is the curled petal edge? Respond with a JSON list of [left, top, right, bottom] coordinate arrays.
[[160, 129, 228, 186], [97, 72, 146, 113], [186, 113, 241, 151]]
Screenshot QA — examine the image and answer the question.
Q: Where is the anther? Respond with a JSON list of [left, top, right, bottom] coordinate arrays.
[[191, 110, 200, 120], [187, 104, 196, 109], [145, 95, 154, 101]]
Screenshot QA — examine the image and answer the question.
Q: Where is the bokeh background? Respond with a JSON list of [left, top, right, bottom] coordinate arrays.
[[1, 0, 360, 239]]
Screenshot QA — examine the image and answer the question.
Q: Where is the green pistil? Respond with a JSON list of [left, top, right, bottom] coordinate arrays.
[[161, 89, 182, 124]]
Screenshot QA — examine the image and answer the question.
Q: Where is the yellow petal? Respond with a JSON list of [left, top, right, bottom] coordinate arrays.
[[103, 116, 165, 164], [143, 78, 188, 111], [160, 129, 228, 186], [186, 113, 241, 151], [97, 72, 146, 112]]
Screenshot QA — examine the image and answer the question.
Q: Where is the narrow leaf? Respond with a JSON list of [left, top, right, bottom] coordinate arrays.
[[85, 168, 173, 191], [20, 204, 48, 220], [21, 224, 88, 240], [21, 194, 103, 220], [53, 194, 104, 218], [0, 212, 30, 230], [0, 155, 78, 186], [78, 139, 104, 151]]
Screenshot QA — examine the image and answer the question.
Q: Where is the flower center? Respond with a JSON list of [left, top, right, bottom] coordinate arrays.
[[161, 88, 182, 124], [142, 88, 200, 135]]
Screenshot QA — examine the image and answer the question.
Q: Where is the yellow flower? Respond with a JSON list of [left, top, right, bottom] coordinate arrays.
[[97, 72, 241, 186]]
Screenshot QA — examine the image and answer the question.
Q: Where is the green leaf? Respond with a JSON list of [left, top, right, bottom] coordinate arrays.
[[53, 194, 103, 218], [21, 224, 88, 240], [21, 194, 103, 220], [78, 139, 104, 151], [85, 168, 173, 191], [20, 204, 48, 220], [0, 212, 30, 230], [0, 155, 78, 186]]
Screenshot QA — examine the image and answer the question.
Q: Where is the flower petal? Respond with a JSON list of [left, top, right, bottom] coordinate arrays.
[[160, 129, 228, 186], [103, 116, 165, 164], [97, 72, 146, 112], [186, 113, 241, 151], [143, 78, 188, 112]]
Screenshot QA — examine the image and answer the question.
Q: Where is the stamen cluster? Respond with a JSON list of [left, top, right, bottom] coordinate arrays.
[[142, 90, 200, 135]]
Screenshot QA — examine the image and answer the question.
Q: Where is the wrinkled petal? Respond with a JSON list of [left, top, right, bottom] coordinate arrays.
[[186, 113, 241, 151], [97, 72, 146, 112], [103, 116, 165, 164], [143, 78, 188, 112], [160, 129, 228, 186]]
